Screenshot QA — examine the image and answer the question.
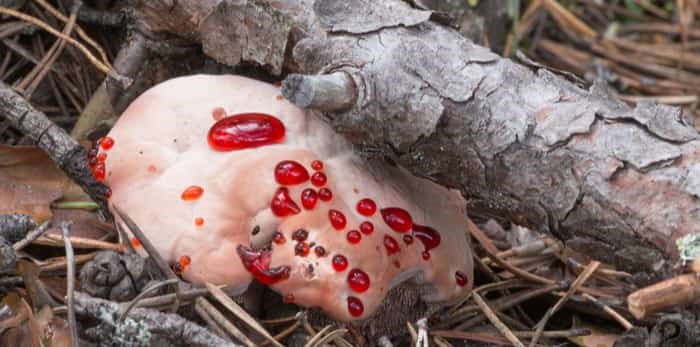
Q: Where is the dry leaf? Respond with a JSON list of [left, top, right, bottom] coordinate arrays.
[[0, 145, 75, 223]]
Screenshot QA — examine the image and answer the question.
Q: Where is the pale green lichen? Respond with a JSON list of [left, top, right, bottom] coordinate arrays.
[[676, 233, 700, 265]]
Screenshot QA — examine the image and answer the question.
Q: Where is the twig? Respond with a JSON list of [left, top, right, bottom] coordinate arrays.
[[194, 299, 232, 340], [416, 318, 429, 347], [33, 0, 113, 69], [73, 291, 238, 347], [581, 293, 633, 330], [60, 222, 79, 347], [471, 291, 525, 347], [118, 279, 179, 323], [304, 325, 333, 347], [0, 6, 122, 81], [195, 297, 256, 347], [36, 233, 122, 251], [433, 328, 591, 339], [307, 327, 349, 347], [528, 261, 600, 347], [205, 282, 283, 347], [0, 82, 110, 212]]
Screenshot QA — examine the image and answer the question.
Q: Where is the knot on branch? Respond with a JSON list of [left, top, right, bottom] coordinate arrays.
[[79, 251, 152, 301]]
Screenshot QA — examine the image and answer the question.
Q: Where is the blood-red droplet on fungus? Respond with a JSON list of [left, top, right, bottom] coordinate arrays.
[[271, 187, 301, 217], [92, 162, 105, 181], [301, 188, 318, 209], [356, 198, 377, 216], [422, 251, 431, 260], [403, 234, 413, 245], [283, 294, 295, 303], [131, 237, 141, 247], [194, 217, 204, 226], [314, 246, 326, 257], [148, 165, 157, 173], [359, 221, 374, 235], [208, 113, 285, 151], [311, 172, 327, 187], [311, 160, 323, 171], [413, 224, 441, 258], [105, 187, 112, 199], [275, 160, 310, 185], [329, 210, 346, 230], [272, 232, 286, 244], [347, 269, 370, 293], [237, 245, 290, 285], [100, 136, 114, 150], [181, 185, 204, 201], [332, 254, 348, 272], [381, 207, 413, 233], [393, 260, 401, 268], [455, 271, 468, 287], [384, 235, 400, 255], [318, 188, 333, 201], [346, 230, 361, 244], [97, 152, 107, 163], [292, 229, 309, 242], [295, 242, 310, 257], [347, 296, 364, 317]]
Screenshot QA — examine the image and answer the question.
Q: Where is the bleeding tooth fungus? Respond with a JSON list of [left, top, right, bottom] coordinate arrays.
[[103, 75, 473, 323]]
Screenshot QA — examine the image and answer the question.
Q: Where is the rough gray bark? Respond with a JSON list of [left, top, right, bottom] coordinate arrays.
[[129, 0, 699, 278], [0, 82, 110, 211], [74, 291, 240, 347]]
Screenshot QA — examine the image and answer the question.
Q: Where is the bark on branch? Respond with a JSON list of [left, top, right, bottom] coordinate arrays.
[[130, 0, 700, 278]]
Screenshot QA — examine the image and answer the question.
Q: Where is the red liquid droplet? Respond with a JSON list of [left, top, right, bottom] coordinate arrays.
[[194, 217, 204, 226], [100, 136, 114, 150], [292, 229, 309, 242], [455, 271, 468, 287], [271, 187, 301, 217], [237, 245, 290, 285], [148, 165, 157, 173], [311, 160, 323, 171], [412, 224, 441, 253], [403, 234, 414, 245], [212, 107, 226, 121], [359, 221, 374, 235], [384, 235, 400, 255], [208, 113, 285, 151], [105, 187, 112, 199], [93, 162, 105, 181], [272, 232, 286, 244], [381, 208, 413, 233], [332, 254, 348, 272], [422, 251, 431, 260], [347, 296, 364, 317], [295, 242, 310, 257], [318, 188, 333, 201], [88, 147, 97, 160], [356, 199, 377, 216], [329, 210, 346, 230], [178, 255, 191, 273], [314, 246, 326, 257], [97, 152, 107, 163], [393, 260, 401, 268], [347, 269, 370, 293], [181, 185, 204, 201], [275, 160, 310, 185], [301, 188, 318, 209], [130, 237, 141, 248], [346, 230, 361, 244], [311, 172, 327, 187], [283, 293, 295, 303]]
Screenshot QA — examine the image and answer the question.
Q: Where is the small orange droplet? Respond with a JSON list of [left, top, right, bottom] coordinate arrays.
[[130, 237, 141, 248], [194, 217, 204, 226], [179, 255, 191, 268], [148, 165, 157, 173], [105, 187, 112, 199], [212, 107, 226, 121], [181, 185, 204, 201], [276, 95, 284, 101], [97, 152, 107, 162]]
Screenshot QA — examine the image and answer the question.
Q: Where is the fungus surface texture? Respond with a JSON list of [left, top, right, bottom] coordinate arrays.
[[102, 74, 473, 321]]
